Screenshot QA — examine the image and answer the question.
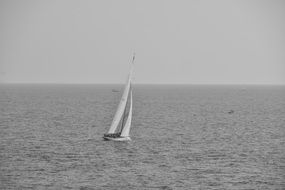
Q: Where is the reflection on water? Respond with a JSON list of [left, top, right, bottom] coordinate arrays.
[[0, 84, 284, 189]]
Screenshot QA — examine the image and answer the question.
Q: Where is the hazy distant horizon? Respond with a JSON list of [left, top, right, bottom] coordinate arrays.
[[1, 82, 285, 86]]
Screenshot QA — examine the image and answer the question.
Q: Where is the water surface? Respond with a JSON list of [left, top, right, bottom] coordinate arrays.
[[0, 84, 284, 189]]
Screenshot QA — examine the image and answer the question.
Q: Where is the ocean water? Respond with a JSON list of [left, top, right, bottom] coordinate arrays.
[[0, 84, 284, 190]]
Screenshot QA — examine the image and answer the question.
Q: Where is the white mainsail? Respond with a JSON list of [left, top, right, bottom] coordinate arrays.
[[120, 90, 132, 137], [107, 56, 134, 134]]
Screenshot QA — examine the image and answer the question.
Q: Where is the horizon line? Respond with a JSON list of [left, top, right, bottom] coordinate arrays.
[[1, 82, 285, 86]]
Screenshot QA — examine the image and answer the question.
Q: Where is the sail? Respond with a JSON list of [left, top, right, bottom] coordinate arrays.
[[107, 60, 134, 134], [120, 90, 132, 137]]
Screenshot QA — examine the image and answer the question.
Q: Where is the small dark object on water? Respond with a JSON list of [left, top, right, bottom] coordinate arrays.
[[112, 89, 119, 92], [104, 132, 121, 138], [228, 110, 234, 114]]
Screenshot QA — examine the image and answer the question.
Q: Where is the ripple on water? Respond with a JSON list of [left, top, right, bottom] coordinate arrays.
[[0, 84, 284, 189]]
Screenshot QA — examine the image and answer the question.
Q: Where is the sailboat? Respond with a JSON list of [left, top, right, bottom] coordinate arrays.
[[103, 54, 135, 141]]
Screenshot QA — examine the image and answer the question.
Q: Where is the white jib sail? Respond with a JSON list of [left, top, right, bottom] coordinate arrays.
[[108, 64, 133, 134], [120, 90, 132, 137]]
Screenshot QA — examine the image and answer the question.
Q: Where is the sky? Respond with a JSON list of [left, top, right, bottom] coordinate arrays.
[[0, 0, 285, 84]]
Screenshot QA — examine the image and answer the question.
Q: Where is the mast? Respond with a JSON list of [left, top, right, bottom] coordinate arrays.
[[132, 53, 135, 64], [119, 104, 127, 133], [119, 83, 131, 133], [119, 54, 134, 134], [107, 54, 135, 134], [120, 90, 133, 137]]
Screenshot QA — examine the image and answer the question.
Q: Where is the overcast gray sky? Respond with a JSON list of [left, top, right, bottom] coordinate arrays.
[[0, 0, 284, 84]]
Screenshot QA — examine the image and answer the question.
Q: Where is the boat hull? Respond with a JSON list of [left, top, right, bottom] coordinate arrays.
[[103, 136, 131, 141]]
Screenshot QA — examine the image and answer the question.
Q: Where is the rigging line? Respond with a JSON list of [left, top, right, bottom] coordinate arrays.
[[132, 53, 135, 64]]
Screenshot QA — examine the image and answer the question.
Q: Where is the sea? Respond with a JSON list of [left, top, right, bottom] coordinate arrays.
[[0, 84, 284, 190]]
